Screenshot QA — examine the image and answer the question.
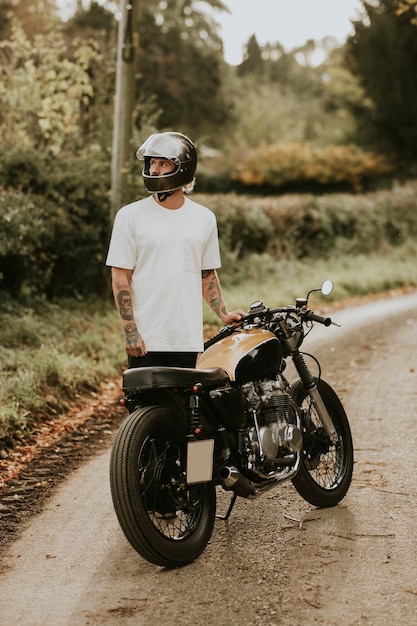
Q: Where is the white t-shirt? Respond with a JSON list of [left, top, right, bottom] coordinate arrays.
[[106, 195, 221, 352]]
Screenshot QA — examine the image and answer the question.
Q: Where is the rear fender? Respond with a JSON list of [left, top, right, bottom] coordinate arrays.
[[125, 388, 187, 417]]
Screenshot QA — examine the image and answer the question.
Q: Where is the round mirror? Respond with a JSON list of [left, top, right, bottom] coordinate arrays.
[[321, 279, 333, 296]]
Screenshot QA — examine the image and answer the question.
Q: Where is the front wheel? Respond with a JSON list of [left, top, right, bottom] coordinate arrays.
[[110, 405, 216, 567], [291, 378, 353, 507]]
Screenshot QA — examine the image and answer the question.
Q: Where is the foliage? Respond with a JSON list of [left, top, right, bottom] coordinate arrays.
[[2, 0, 417, 304], [2, 230, 417, 441], [135, 0, 233, 141], [2, 180, 417, 440], [346, 0, 417, 161], [227, 78, 314, 149], [0, 148, 111, 298], [196, 181, 417, 269], [0, 24, 105, 155], [2, 0, 417, 446], [0, 188, 54, 296], [0, 298, 124, 440], [63, 0, 116, 39], [203, 194, 275, 260], [237, 36, 322, 97], [224, 35, 368, 153], [212, 239, 417, 320], [393, 0, 417, 22], [230, 142, 394, 192], [0, 0, 61, 39]]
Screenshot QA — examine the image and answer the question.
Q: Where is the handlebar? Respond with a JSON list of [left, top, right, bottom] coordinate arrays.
[[204, 304, 338, 350], [303, 311, 332, 326], [238, 306, 334, 327]]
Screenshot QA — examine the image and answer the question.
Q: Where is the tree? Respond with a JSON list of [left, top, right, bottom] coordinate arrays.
[[63, 0, 116, 38], [0, 0, 61, 39], [0, 24, 104, 155], [135, 0, 233, 141], [229, 37, 357, 149], [346, 0, 417, 161], [237, 35, 264, 77]]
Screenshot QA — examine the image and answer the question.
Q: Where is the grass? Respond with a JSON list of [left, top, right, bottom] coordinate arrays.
[[0, 300, 125, 439], [1, 240, 417, 443], [205, 239, 417, 323]]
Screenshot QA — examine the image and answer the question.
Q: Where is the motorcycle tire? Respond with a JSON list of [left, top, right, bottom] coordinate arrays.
[[290, 378, 353, 507], [110, 405, 216, 567]]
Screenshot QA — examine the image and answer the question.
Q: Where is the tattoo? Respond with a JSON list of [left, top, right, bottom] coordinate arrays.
[[202, 268, 227, 318], [117, 289, 134, 321], [206, 279, 224, 314], [124, 323, 139, 347], [209, 296, 222, 312]]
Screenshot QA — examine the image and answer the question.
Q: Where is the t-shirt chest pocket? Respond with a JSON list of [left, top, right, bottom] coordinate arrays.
[[184, 238, 204, 273]]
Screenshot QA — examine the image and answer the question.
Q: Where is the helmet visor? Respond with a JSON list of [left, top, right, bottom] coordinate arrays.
[[136, 133, 187, 162]]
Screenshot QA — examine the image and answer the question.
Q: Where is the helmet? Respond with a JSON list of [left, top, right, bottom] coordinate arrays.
[[136, 132, 197, 193]]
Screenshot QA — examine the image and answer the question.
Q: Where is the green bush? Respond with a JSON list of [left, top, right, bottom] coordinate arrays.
[[0, 189, 55, 296], [202, 194, 274, 255], [0, 147, 112, 299], [2, 145, 417, 302], [195, 181, 417, 263], [2, 182, 417, 444]]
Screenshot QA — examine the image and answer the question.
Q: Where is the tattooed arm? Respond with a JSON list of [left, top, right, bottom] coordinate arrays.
[[111, 267, 147, 357], [201, 269, 245, 324]]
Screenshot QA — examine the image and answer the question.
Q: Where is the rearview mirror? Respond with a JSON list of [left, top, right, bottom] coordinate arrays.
[[321, 280, 334, 296]]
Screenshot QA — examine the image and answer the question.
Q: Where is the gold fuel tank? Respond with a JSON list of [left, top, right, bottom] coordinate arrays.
[[197, 328, 282, 383]]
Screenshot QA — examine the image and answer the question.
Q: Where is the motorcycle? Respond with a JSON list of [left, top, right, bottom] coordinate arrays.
[[110, 280, 353, 567]]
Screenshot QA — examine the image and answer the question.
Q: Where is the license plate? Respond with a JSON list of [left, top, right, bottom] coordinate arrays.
[[186, 439, 214, 484]]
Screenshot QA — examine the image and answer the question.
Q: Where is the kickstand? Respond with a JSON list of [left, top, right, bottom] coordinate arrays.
[[216, 493, 237, 521]]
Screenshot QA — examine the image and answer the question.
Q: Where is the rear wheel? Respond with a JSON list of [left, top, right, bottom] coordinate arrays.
[[291, 378, 353, 507], [110, 406, 216, 567]]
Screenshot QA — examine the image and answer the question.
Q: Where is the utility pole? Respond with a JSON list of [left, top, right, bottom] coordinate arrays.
[[110, 0, 140, 219]]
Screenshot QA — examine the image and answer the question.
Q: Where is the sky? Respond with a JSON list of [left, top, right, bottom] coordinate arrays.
[[216, 0, 364, 65]]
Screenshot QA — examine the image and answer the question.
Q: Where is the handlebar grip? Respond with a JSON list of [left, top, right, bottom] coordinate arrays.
[[305, 311, 332, 326]]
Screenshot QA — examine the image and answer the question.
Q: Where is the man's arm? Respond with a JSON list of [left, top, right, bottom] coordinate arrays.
[[111, 267, 147, 357], [201, 269, 245, 324]]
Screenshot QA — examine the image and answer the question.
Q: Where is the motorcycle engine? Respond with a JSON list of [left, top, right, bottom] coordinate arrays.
[[241, 378, 302, 470]]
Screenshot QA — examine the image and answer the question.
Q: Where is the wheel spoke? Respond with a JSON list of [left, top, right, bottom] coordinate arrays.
[[138, 432, 203, 540], [110, 406, 216, 566], [291, 379, 353, 508], [303, 398, 344, 489]]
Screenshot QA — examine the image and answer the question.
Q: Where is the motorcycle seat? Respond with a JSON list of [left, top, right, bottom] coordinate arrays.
[[123, 366, 230, 392]]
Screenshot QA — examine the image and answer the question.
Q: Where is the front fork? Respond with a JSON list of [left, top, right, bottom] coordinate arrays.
[[278, 318, 338, 444], [292, 351, 338, 444]]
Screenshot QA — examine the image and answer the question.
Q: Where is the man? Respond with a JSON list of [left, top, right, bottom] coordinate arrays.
[[106, 131, 244, 368]]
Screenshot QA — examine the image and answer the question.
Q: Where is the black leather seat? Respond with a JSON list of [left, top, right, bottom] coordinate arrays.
[[123, 366, 229, 392]]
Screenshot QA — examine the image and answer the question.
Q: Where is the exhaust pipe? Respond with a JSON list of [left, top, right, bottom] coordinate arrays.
[[220, 466, 240, 488], [219, 454, 301, 500], [219, 466, 256, 497]]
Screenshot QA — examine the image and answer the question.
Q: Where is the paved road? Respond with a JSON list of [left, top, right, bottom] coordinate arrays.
[[1, 292, 417, 626]]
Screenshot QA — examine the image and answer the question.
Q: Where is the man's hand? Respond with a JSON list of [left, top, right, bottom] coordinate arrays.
[[219, 309, 246, 325]]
